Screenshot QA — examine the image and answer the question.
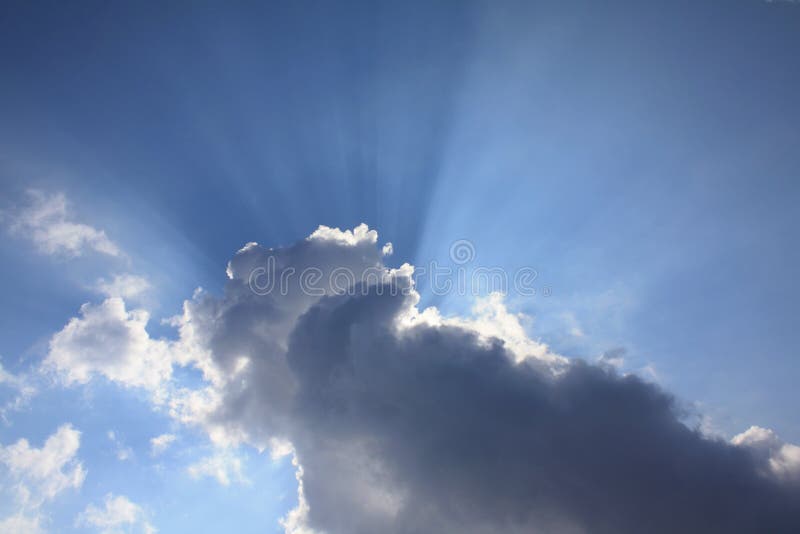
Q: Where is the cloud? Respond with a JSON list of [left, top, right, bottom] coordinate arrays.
[[5, 190, 121, 257], [279, 453, 316, 534], [195, 225, 800, 533], [78, 493, 155, 534], [45, 224, 800, 533], [279, 291, 800, 533], [307, 223, 378, 246], [433, 291, 564, 365], [149, 434, 176, 457], [94, 274, 151, 300], [733, 426, 800, 482], [0, 424, 85, 530], [187, 451, 247, 486], [44, 297, 174, 393]]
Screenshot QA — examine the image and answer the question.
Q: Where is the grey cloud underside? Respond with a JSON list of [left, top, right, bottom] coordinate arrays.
[[193, 234, 800, 534], [286, 290, 797, 534]]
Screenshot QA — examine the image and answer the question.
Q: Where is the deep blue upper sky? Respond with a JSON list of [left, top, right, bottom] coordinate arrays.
[[0, 0, 799, 500]]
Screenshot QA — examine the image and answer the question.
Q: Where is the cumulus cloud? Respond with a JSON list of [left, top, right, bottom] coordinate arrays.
[[194, 225, 800, 533], [44, 297, 174, 393], [0, 423, 85, 507], [0, 424, 85, 530], [78, 493, 155, 534], [733, 426, 800, 482], [307, 223, 378, 246], [432, 291, 564, 365], [5, 190, 121, 257], [46, 224, 800, 533]]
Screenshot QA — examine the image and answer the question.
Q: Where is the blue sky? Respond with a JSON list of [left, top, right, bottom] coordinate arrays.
[[1, 1, 799, 532]]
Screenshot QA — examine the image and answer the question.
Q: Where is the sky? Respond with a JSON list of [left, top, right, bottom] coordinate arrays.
[[0, 0, 799, 532]]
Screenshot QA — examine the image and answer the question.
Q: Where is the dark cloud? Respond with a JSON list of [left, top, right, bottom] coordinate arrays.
[[278, 286, 800, 534], [155, 226, 800, 533]]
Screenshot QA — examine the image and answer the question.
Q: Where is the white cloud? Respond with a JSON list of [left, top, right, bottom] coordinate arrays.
[[732, 425, 782, 448], [268, 437, 294, 461], [0, 424, 85, 509], [45, 298, 174, 393], [280, 454, 319, 534], [6, 190, 121, 257], [95, 274, 151, 300], [78, 494, 155, 534], [0, 512, 45, 534], [307, 223, 378, 246], [449, 292, 563, 364], [401, 292, 565, 366], [732, 426, 800, 481], [187, 451, 247, 486], [149, 434, 176, 457]]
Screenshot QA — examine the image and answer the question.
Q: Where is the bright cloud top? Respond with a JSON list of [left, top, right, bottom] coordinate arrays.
[[733, 426, 800, 482]]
